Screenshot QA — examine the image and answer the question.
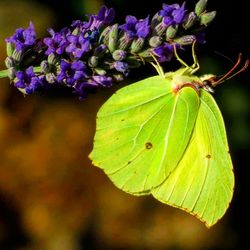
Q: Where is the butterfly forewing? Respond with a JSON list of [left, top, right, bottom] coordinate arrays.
[[90, 76, 200, 194]]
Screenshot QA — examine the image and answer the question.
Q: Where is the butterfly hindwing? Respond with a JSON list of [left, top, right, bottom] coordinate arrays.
[[152, 89, 234, 227]]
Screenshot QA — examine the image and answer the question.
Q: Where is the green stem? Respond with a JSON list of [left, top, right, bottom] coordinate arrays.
[[0, 69, 9, 78]]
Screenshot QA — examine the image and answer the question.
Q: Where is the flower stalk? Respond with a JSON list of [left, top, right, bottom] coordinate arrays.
[[0, 0, 215, 99]]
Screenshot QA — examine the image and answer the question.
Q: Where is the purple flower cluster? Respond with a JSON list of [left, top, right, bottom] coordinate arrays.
[[4, 1, 216, 99], [6, 22, 36, 51], [15, 67, 46, 94], [159, 3, 186, 26], [120, 16, 150, 39]]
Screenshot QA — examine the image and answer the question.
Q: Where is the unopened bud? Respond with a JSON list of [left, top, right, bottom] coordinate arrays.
[[8, 67, 16, 80], [48, 53, 58, 65], [183, 12, 197, 29], [108, 24, 118, 53], [149, 36, 162, 47], [95, 68, 106, 75], [88, 56, 99, 67], [195, 0, 207, 16], [174, 35, 196, 45], [112, 50, 127, 61], [154, 22, 167, 36], [118, 32, 132, 50], [12, 50, 23, 63], [138, 49, 153, 59], [131, 37, 144, 53], [200, 11, 216, 26], [166, 25, 178, 39], [5, 57, 15, 68], [151, 13, 163, 30], [46, 73, 56, 83], [6, 42, 15, 57], [94, 44, 108, 57], [41, 60, 50, 73], [113, 73, 125, 82], [99, 26, 111, 44]]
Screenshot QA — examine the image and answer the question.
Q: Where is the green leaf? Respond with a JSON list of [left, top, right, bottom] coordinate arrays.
[[152, 90, 234, 227]]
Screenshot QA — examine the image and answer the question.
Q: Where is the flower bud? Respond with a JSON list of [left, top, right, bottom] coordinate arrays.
[[41, 60, 50, 73], [95, 68, 106, 75], [154, 22, 167, 36], [138, 49, 153, 59], [12, 50, 23, 63], [166, 25, 178, 39], [112, 50, 127, 61], [174, 35, 196, 45], [117, 32, 132, 51], [183, 12, 197, 29], [94, 44, 108, 57], [200, 11, 216, 26], [46, 73, 56, 83], [99, 26, 111, 44], [151, 13, 163, 30], [8, 67, 16, 80], [149, 36, 162, 48], [88, 56, 99, 67], [195, 0, 207, 16], [5, 57, 15, 68], [48, 53, 58, 65], [6, 42, 15, 57], [112, 73, 125, 82], [130, 37, 144, 53], [108, 24, 118, 53]]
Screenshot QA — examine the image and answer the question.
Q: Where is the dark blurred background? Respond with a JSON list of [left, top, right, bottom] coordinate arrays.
[[0, 0, 249, 249]]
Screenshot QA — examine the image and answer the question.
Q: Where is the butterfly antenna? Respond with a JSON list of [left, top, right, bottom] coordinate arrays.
[[225, 59, 249, 81], [150, 53, 165, 78], [214, 50, 234, 64], [213, 53, 249, 86]]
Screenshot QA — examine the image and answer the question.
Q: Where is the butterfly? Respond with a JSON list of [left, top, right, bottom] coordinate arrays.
[[89, 43, 248, 227]]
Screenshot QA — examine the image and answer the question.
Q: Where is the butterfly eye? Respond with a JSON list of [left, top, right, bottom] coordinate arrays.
[[202, 80, 214, 93]]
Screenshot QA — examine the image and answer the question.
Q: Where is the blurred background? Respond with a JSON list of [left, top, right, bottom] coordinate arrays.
[[0, 0, 249, 249]]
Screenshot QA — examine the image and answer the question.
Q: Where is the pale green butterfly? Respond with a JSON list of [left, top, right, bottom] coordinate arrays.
[[89, 43, 248, 227]]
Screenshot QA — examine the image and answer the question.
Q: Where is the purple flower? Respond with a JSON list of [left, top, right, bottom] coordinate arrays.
[[57, 60, 88, 86], [72, 6, 115, 32], [65, 34, 91, 59], [44, 28, 70, 55], [15, 67, 45, 94], [159, 2, 186, 26], [74, 75, 113, 99], [5, 22, 36, 51], [153, 43, 176, 62], [92, 75, 113, 87], [120, 15, 150, 38], [114, 61, 129, 76]]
